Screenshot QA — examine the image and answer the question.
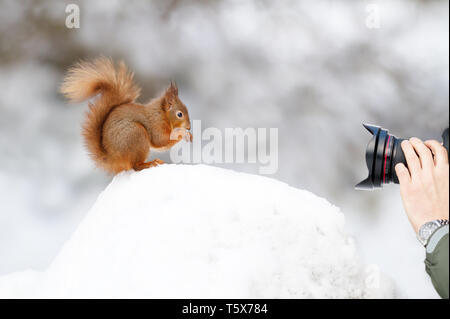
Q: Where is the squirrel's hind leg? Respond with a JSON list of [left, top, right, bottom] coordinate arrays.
[[105, 120, 159, 172], [133, 159, 165, 171]]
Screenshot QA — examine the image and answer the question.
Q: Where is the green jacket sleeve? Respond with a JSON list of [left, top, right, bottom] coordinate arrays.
[[425, 225, 449, 299]]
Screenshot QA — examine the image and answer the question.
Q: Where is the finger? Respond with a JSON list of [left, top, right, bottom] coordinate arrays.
[[395, 163, 411, 185], [424, 140, 449, 166], [401, 140, 421, 177], [409, 137, 434, 171]]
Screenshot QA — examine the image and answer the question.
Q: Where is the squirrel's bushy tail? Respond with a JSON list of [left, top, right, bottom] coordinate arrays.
[[61, 57, 141, 168]]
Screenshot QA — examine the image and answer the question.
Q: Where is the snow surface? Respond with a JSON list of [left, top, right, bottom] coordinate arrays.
[[0, 164, 393, 298]]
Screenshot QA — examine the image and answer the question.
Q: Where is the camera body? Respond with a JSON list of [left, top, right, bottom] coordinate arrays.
[[356, 124, 449, 190]]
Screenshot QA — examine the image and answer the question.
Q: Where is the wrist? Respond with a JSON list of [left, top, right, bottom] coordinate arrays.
[[417, 219, 449, 247], [413, 212, 449, 233]]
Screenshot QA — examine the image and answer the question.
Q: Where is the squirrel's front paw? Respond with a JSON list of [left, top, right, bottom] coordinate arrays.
[[170, 128, 185, 141], [184, 131, 193, 142], [170, 128, 192, 142]]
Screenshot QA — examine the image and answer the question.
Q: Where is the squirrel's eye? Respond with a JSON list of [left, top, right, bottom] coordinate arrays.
[[176, 111, 183, 119]]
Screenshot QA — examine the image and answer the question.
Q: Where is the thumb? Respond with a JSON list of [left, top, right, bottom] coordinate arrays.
[[395, 163, 411, 185]]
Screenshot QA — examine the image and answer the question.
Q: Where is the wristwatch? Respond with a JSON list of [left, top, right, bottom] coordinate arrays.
[[417, 219, 449, 247]]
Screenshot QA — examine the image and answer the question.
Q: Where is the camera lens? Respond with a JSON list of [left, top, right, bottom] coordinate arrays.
[[356, 124, 406, 190]]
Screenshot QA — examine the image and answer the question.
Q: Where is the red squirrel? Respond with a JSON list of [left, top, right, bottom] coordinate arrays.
[[61, 57, 192, 174]]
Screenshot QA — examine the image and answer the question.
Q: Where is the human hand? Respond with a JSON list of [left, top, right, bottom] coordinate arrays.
[[395, 138, 449, 234]]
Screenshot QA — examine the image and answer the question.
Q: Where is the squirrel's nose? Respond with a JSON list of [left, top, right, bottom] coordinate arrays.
[[186, 124, 191, 130]]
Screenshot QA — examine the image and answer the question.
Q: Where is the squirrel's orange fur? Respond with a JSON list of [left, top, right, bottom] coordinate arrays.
[[61, 57, 192, 174]]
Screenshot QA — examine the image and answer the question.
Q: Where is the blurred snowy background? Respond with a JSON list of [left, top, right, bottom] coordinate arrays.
[[0, 0, 448, 298]]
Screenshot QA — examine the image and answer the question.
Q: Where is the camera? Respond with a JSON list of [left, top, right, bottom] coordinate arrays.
[[356, 124, 449, 190]]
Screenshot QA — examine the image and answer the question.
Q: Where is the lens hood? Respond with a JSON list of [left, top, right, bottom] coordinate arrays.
[[356, 124, 405, 190]]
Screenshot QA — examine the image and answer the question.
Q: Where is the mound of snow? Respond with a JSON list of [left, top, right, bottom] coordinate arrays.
[[0, 165, 393, 298]]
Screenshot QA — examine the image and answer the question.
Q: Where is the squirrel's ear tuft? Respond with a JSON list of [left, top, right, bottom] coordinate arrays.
[[166, 81, 178, 96]]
